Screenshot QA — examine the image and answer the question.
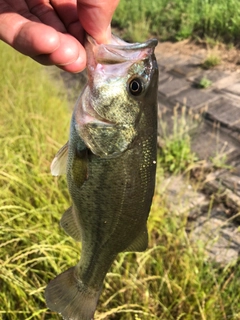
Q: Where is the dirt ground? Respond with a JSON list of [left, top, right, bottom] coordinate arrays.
[[156, 39, 240, 72]]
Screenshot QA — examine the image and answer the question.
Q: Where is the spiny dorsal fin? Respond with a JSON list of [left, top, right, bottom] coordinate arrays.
[[124, 226, 148, 252], [60, 206, 81, 242], [51, 141, 69, 176]]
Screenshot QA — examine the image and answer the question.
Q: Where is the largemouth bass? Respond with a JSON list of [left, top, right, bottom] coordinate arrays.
[[45, 34, 158, 320]]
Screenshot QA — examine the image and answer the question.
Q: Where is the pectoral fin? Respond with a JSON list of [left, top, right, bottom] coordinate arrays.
[[51, 141, 69, 176], [71, 147, 89, 188], [60, 206, 81, 242], [124, 226, 149, 252]]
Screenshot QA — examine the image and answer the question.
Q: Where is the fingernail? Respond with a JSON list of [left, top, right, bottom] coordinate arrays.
[[58, 55, 86, 73]]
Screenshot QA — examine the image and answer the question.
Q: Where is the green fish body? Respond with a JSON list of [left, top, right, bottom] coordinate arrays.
[[45, 34, 158, 320]]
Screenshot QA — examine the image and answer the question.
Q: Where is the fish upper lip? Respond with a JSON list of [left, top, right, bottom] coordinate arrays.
[[104, 38, 158, 51], [87, 34, 158, 51]]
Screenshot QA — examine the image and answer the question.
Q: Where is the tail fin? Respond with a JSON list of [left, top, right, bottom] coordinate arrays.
[[45, 267, 101, 320]]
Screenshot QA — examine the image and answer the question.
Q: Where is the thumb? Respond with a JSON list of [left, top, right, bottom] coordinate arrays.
[[77, 0, 120, 44]]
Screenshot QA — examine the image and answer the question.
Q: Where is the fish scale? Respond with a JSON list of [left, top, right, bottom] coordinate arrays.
[[45, 34, 158, 320]]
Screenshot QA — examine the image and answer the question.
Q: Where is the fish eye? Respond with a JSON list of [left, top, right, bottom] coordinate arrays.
[[128, 78, 143, 96]]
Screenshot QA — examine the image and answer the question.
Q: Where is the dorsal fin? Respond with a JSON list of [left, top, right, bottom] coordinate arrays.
[[51, 141, 69, 176]]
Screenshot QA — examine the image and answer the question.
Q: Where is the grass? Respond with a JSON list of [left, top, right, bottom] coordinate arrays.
[[0, 41, 240, 320], [202, 54, 221, 69], [198, 77, 212, 89], [112, 0, 240, 43], [158, 106, 198, 174]]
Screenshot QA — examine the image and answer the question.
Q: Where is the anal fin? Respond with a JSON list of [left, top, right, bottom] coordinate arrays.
[[60, 206, 81, 242], [124, 226, 149, 252]]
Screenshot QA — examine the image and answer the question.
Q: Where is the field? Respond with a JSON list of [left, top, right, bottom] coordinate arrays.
[[113, 0, 240, 43], [0, 37, 239, 320]]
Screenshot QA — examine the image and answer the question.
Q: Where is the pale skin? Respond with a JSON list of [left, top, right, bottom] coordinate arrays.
[[0, 0, 120, 72]]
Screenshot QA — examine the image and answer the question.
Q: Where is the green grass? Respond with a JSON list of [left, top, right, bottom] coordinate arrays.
[[198, 77, 212, 89], [0, 42, 74, 319], [112, 0, 240, 43], [202, 54, 221, 69], [158, 107, 198, 174], [0, 41, 240, 320]]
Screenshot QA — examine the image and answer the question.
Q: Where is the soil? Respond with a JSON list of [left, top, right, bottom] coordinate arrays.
[[155, 39, 240, 72]]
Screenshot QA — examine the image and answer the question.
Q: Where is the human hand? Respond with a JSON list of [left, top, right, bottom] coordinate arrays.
[[0, 0, 119, 73]]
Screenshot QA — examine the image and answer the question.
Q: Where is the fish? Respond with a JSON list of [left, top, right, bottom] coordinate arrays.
[[45, 34, 158, 320]]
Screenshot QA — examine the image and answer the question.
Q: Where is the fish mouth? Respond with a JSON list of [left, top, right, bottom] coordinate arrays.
[[86, 34, 158, 65], [87, 34, 158, 51]]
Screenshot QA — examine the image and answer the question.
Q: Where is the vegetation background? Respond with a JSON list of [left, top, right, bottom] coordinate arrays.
[[1, 1, 240, 319], [113, 0, 240, 43]]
